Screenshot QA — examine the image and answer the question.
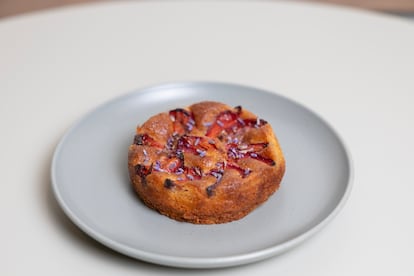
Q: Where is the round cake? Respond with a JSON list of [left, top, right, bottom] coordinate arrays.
[[128, 101, 285, 224]]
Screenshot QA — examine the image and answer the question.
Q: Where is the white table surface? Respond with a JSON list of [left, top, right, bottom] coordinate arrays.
[[1, 1, 413, 275]]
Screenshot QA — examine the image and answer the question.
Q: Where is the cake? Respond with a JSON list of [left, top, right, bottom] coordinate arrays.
[[128, 101, 285, 224]]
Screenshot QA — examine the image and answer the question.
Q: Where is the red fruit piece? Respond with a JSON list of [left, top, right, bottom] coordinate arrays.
[[182, 166, 203, 181], [153, 155, 184, 174], [205, 110, 240, 137], [242, 118, 268, 128], [176, 135, 216, 157], [134, 163, 153, 185], [226, 163, 252, 178], [169, 108, 195, 134], [205, 107, 268, 138], [134, 134, 163, 148], [227, 142, 275, 166], [134, 164, 153, 177]]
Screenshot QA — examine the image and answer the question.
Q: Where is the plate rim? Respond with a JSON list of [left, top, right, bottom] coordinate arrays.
[[51, 81, 354, 268]]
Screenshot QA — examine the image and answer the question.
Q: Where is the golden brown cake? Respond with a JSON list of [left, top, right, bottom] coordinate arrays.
[[128, 101, 285, 224]]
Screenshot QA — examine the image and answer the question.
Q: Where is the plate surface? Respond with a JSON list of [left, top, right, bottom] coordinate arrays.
[[51, 82, 352, 268]]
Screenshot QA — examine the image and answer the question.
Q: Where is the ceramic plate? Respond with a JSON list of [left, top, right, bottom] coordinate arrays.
[[51, 82, 352, 268]]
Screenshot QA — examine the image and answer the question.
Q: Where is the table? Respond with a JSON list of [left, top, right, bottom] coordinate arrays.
[[1, 1, 413, 275], [2, 0, 414, 19]]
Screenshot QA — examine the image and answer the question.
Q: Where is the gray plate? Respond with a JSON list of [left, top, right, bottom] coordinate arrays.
[[51, 82, 353, 268]]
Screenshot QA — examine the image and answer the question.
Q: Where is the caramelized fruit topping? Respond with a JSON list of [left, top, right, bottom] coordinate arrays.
[[134, 105, 276, 195], [134, 134, 163, 148], [206, 107, 268, 137], [169, 108, 195, 134]]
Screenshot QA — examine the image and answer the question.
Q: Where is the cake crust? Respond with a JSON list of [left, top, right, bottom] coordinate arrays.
[[128, 101, 285, 224]]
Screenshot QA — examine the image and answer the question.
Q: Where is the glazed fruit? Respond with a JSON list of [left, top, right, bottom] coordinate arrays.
[[128, 101, 285, 224]]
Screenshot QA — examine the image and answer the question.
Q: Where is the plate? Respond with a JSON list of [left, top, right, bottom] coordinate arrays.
[[51, 82, 352, 268]]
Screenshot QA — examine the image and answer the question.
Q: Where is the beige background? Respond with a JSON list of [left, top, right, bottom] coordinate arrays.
[[1, 1, 414, 275]]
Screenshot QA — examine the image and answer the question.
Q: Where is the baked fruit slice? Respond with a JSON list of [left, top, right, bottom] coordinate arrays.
[[128, 101, 285, 224]]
